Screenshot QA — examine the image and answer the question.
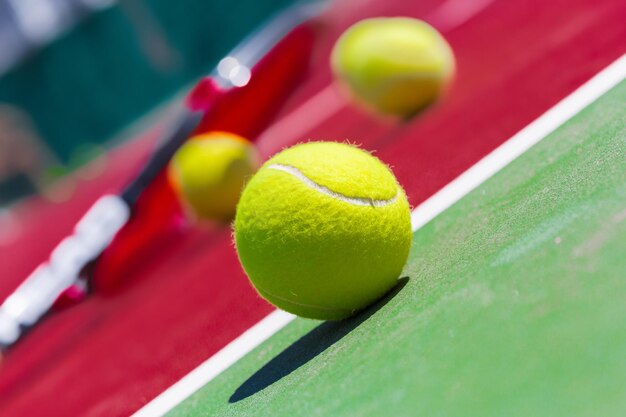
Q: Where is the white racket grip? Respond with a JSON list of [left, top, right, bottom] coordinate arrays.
[[74, 195, 131, 254], [0, 195, 130, 344], [2, 265, 58, 329], [0, 309, 20, 346]]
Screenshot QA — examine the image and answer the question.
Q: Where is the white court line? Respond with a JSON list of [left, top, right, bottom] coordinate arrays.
[[257, 85, 344, 155], [132, 310, 296, 417], [133, 54, 626, 417], [426, 0, 496, 31], [411, 54, 626, 229]]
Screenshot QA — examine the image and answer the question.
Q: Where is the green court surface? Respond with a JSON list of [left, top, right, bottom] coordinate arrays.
[[169, 81, 626, 416]]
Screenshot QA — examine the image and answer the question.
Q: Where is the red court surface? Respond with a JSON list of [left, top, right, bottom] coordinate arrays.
[[1, 0, 625, 415]]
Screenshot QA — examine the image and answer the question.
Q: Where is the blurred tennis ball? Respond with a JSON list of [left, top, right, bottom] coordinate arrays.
[[235, 141, 412, 320], [331, 17, 455, 118], [168, 132, 259, 222]]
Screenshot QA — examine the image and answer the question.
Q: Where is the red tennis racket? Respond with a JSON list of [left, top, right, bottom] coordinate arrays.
[[0, 0, 327, 350]]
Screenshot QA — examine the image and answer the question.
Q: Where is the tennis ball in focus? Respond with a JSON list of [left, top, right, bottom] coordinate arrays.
[[234, 141, 412, 320], [331, 17, 455, 118], [168, 132, 259, 222]]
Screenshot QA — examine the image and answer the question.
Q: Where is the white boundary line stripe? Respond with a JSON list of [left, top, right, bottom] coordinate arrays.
[[257, 85, 344, 155], [133, 54, 626, 417], [412, 53, 626, 230], [132, 310, 296, 417]]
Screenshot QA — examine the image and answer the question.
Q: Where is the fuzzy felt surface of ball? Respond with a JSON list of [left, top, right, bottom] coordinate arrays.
[[168, 131, 259, 222], [331, 17, 455, 118], [234, 141, 412, 320]]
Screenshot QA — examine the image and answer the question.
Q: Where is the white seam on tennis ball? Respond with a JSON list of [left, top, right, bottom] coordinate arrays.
[[267, 163, 398, 207]]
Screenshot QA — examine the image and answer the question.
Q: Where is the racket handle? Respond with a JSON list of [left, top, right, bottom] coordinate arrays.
[[0, 195, 130, 347]]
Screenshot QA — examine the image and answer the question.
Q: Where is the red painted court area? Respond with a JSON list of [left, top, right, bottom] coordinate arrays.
[[0, 0, 624, 415]]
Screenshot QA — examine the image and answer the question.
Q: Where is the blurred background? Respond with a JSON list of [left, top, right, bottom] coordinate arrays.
[[0, 0, 293, 207]]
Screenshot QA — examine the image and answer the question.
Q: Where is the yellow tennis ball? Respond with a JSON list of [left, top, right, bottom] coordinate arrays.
[[331, 17, 455, 118], [168, 132, 259, 222], [234, 141, 412, 320]]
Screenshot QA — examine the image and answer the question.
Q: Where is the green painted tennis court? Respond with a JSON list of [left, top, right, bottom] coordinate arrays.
[[148, 64, 626, 417], [2, 1, 624, 415]]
